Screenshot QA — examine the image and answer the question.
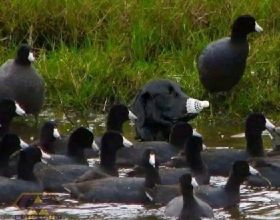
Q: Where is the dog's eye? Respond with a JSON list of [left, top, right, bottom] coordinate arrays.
[[168, 85, 173, 94], [168, 87, 179, 97]]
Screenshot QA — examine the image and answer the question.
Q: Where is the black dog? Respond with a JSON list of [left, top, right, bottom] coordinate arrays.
[[131, 79, 209, 141]]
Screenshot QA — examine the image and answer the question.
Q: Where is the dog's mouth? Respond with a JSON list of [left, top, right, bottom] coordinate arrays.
[[162, 113, 198, 123], [179, 113, 198, 121]]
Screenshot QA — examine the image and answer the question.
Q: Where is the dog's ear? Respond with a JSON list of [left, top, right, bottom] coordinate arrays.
[[131, 90, 150, 127]]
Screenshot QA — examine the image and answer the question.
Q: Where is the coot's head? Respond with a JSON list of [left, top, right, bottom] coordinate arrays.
[[141, 148, 158, 169], [101, 131, 133, 154], [106, 104, 137, 132], [0, 99, 26, 119], [15, 44, 35, 65], [17, 146, 42, 181], [40, 121, 60, 140], [245, 113, 268, 136], [231, 15, 263, 39], [232, 160, 251, 178], [69, 127, 94, 149], [0, 133, 28, 157]]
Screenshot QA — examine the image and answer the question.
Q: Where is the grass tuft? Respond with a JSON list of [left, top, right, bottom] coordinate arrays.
[[0, 0, 279, 118]]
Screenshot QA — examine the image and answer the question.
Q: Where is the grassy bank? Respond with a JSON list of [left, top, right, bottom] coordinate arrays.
[[0, 0, 279, 117]]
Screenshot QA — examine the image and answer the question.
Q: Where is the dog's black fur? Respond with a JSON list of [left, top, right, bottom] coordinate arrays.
[[131, 79, 197, 141]]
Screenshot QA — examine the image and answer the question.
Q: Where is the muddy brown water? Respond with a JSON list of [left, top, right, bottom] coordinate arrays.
[[0, 110, 279, 219]]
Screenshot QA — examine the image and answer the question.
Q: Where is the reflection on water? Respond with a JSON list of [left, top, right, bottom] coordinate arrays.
[[0, 109, 279, 219]]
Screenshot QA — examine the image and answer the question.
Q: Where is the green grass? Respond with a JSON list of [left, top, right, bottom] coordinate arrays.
[[0, 0, 279, 118]]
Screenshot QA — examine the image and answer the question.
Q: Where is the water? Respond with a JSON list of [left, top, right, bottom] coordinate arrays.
[[0, 110, 279, 219]]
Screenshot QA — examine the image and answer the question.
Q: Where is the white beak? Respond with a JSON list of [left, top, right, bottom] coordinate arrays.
[[191, 178, 198, 187], [149, 153, 156, 168], [265, 118, 276, 131], [128, 110, 137, 120], [91, 140, 99, 151], [255, 22, 263, 32], [249, 166, 260, 175], [40, 149, 52, 159], [28, 52, 35, 62], [20, 139, 29, 149], [122, 136, 133, 148], [53, 128, 61, 139], [15, 102, 26, 116], [193, 129, 202, 138], [202, 144, 207, 151], [231, 133, 245, 138], [145, 191, 153, 202]]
